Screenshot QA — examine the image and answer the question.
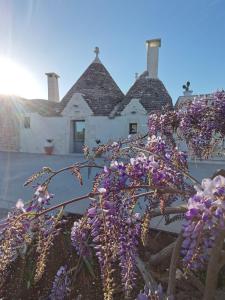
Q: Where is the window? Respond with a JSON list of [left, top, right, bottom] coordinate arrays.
[[129, 123, 137, 134], [24, 117, 30, 129]]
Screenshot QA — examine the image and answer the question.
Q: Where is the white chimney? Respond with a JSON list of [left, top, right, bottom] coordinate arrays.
[[146, 39, 161, 79], [45, 72, 60, 102]]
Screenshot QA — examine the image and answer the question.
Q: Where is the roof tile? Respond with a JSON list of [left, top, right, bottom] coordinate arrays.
[[60, 62, 124, 116], [111, 71, 173, 117]]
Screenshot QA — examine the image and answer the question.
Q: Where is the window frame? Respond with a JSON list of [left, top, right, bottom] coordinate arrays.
[[129, 122, 137, 134], [24, 116, 31, 129]]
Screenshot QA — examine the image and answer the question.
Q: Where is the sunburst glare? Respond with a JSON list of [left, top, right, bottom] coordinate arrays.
[[0, 56, 42, 99]]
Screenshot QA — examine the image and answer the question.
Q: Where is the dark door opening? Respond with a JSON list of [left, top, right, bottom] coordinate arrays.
[[73, 120, 85, 153]]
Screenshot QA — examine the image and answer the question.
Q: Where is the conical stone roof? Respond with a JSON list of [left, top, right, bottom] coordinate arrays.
[[60, 61, 124, 116], [111, 71, 173, 116]]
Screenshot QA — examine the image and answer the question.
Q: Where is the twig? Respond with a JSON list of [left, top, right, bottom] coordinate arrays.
[[43, 162, 104, 185], [167, 232, 183, 298], [122, 188, 185, 205], [37, 192, 97, 216], [219, 250, 225, 269], [150, 206, 187, 218], [135, 256, 157, 290], [120, 133, 148, 145]]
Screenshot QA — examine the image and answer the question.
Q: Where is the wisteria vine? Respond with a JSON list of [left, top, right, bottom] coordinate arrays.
[[0, 91, 225, 299]]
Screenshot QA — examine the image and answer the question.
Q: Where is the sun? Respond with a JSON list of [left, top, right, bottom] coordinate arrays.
[[0, 56, 43, 99]]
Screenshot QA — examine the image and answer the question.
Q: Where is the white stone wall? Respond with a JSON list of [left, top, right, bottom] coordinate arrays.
[[19, 95, 150, 155], [87, 115, 148, 149], [87, 99, 148, 148], [20, 113, 67, 154], [0, 100, 20, 152], [20, 94, 92, 154], [20, 113, 149, 155]]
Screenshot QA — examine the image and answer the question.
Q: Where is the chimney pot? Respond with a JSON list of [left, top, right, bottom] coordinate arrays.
[[45, 72, 60, 102], [146, 38, 161, 79]]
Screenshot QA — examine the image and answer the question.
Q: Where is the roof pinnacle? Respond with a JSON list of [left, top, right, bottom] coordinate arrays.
[[93, 46, 101, 63], [94, 46, 99, 57]]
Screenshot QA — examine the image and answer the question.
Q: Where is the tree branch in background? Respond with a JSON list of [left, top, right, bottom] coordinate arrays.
[[148, 241, 176, 266], [203, 229, 225, 300], [167, 232, 183, 298]]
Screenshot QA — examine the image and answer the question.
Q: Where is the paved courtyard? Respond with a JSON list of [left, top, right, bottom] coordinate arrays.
[[0, 151, 101, 218], [0, 151, 224, 232]]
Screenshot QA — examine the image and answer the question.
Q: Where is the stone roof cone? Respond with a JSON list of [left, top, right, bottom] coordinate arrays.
[[112, 39, 172, 115], [123, 71, 173, 112], [60, 47, 124, 115]]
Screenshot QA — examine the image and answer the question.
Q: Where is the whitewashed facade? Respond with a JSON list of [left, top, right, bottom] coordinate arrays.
[[0, 39, 173, 155], [18, 94, 149, 155], [1, 40, 222, 161]]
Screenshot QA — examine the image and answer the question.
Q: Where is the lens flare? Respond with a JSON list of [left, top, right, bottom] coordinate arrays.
[[0, 56, 42, 99]]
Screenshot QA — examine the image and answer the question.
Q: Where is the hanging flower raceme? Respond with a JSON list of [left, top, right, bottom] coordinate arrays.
[[212, 91, 225, 136], [49, 265, 71, 300], [118, 212, 141, 296], [71, 136, 188, 300], [181, 175, 225, 270], [71, 164, 141, 298], [148, 91, 225, 158], [144, 136, 188, 211], [148, 110, 178, 145], [89, 196, 118, 300], [34, 213, 62, 283], [136, 284, 164, 300], [0, 206, 32, 280], [178, 98, 216, 158], [0, 185, 55, 282], [33, 184, 53, 207], [71, 217, 92, 258]]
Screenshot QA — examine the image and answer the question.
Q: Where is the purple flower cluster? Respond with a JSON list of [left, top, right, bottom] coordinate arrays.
[[118, 213, 141, 295], [71, 136, 188, 299], [34, 212, 63, 283], [33, 185, 53, 206], [148, 91, 225, 158], [87, 196, 118, 299], [14, 185, 53, 215], [0, 186, 54, 278], [179, 98, 216, 158], [134, 136, 188, 210], [148, 110, 178, 144], [146, 136, 187, 185], [212, 91, 225, 136], [136, 284, 163, 300], [71, 163, 142, 298], [71, 218, 92, 258], [0, 208, 32, 277], [49, 265, 70, 300], [0, 183, 57, 282], [146, 135, 187, 167], [182, 175, 225, 270]]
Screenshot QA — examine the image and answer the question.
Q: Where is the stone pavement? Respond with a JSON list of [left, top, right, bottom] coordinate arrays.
[[0, 151, 224, 232], [0, 151, 101, 217]]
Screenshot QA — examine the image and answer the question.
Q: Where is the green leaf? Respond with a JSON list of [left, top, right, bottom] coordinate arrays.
[[83, 257, 95, 279], [56, 206, 65, 221]]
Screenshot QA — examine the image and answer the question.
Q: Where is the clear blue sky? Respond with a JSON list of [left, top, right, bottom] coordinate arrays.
[[0, 0, 224, 103]]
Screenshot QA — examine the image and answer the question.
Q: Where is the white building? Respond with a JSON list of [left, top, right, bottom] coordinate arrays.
[[0, 39, 173, 154], [0, 40, 225, 232]]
